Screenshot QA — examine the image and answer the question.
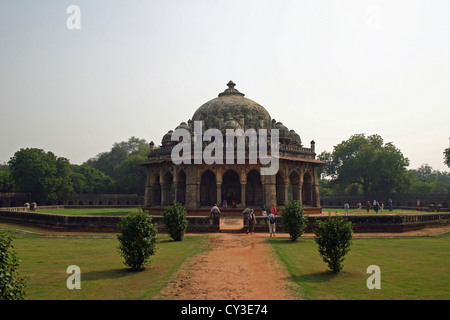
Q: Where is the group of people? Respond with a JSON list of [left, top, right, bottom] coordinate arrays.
[[344, 199, 394, 214], [221, 199, 238, 209], [246, 203, 278, 236], [210, 203, 278, 237]]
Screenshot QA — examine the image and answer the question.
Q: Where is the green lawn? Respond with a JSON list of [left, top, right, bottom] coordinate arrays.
[[321, 207, 432, 215], [269, 232, 450, 300], [1, 223, 207, 300], [35, 208, 138, 216]]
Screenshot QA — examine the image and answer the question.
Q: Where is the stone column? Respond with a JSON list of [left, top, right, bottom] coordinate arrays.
[[284, 182, 289, 205], [217, 184, 222, 206], [241, 183, 246, 207], [264, 174, 277, 207]]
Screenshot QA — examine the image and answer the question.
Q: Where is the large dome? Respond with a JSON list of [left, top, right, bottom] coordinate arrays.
[[191, 81, 272, 132]]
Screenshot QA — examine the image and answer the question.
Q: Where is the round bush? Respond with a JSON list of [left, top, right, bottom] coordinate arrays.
[[281, 200, 307, 241], [314, 215, 353, 273], [0, 232, 27, 300], [162, 202, 188, 241], [117, 209, 158, 271]]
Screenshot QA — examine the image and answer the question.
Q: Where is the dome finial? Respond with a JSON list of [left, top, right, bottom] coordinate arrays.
[[227, 80, 236, 89], [219, 80, 244, 97]]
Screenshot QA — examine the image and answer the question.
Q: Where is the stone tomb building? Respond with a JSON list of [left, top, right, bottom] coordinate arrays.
[[140, 81, 325, 214]]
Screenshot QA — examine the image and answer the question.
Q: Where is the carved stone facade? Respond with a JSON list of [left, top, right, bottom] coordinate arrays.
[[140, 81, 325, 211]]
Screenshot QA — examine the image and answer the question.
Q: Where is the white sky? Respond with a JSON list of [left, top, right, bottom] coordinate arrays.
[[1, 0, 449, 171]]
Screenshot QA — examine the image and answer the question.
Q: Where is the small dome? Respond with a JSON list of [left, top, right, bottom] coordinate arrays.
[[175, 122, 190, 131], [289, 130, 302, 146], [161, 130, 173, 146], [272, 122, 289, 138]]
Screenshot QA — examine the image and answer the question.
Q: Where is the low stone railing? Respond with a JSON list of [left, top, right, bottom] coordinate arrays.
[[0, 210, 219, 233]]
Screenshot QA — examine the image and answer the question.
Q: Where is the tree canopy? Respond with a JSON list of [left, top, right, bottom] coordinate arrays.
[[318, 134, 410, 196]]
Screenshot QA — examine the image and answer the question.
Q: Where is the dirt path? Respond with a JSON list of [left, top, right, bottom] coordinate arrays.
[[155, 233, 296, 300], [155, 226, 450, 300]]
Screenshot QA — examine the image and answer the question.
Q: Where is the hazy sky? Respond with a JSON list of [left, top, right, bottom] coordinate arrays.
[[1, 0, 449, 171]]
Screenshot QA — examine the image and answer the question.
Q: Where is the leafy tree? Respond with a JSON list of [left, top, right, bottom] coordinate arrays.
[[0, 171, 14, 193], [281, 200, 307, 241], [8, 148, 75, 202], [117, 209, 158, 271], [314, 215, 353, 273], [319, 134, 410, 196], [114, 143, 150, 194], [162, 202, 188, 241], [71, 164, 113, 194], [444, 146, 450, 168], [0, 233, 27, 300], [85, 136, 149, 194], [407, 164, 450, 194]]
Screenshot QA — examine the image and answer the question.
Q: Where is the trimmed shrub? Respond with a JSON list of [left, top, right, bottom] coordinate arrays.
[[117, 209, 158, 271], [314, 215, 353, 273], [281, 200, 307, 241], [0, 233, 27, 300], [162, 202, 188, 241]]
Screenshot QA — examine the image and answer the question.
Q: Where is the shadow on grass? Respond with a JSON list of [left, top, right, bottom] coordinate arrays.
[[82, 267, 141, 281], [292, 270, 339, 284]]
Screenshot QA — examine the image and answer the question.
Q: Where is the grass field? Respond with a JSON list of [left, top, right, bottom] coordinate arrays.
[[321, 207, 427, 215], [34, 207, 434, 217], [269, 232, 450, 300], [0, 222, 207, 300], [35, 208, 138, 216]]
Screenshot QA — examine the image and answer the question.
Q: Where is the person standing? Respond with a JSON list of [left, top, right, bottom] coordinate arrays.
[[268, 211, 276, 237], [417, 200, 421, 211], [388, 199, 393, 212], [357, 201, 362, 213], [344, 202, 350, 215], [270, 203, 278, 216], [366, 201, 371, 213], [246, 209, 256, 235]]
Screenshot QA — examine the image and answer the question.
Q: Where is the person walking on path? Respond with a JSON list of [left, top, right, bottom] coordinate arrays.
[[366, 201, 371, 213], [246, 209, 256, 234], [268, 211, 276, 237]]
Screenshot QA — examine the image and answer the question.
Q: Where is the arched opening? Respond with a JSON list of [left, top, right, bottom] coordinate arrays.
[[289, 171, 300, 201], [163, 171, 174, 206], [222, 170, 241, 206], [246, 169, 262, 206], [152, 175, 161, 206], [302, 172, 313, 206], [200, 170, 217, 206], [177, 170, 186, 205], [276, 172, 285, 206]]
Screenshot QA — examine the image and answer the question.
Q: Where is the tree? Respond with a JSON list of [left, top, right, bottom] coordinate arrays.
[[314, 215, 353, 273], [0, 233, 27, 300], [444, 146, 450, 168], [281, 200, 307, 241], [162, 202, 189, 241], [319, 134, 410, 196], [8, 148, 75, 202], [85, 136, 149, 194], [117, 209, 158, 271], [71, 164, 113, 194]]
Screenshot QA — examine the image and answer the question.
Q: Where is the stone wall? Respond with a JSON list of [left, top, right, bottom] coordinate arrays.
[[0, 210, 218, 233], [321, 194, 449, 209], [0, 193, 144, 207], [248, 213, 450, 233]]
